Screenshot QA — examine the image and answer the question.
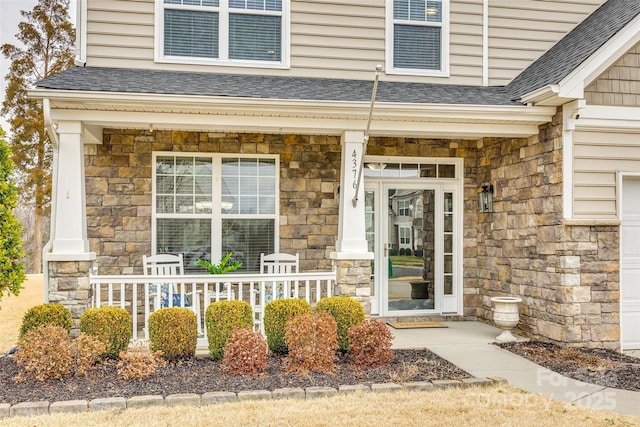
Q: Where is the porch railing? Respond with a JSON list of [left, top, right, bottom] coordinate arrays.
[[88, 271, 336, 347]]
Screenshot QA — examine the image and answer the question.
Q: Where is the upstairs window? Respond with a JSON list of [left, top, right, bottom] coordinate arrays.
[[386, 0, 449, 76], [157, 0, 289, 67]]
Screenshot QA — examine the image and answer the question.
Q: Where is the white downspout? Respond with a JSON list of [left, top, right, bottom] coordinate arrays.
[[42, 98, 59, 302]]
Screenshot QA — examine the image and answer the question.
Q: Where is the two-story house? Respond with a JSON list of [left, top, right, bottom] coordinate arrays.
[[31, 0, 640, 350]]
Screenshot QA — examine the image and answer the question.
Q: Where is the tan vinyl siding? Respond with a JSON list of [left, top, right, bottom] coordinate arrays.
[[86, 0, 155, 65], [573, 130, 640, 219], [487, 0, 603, 86], [585, 42, 640, 107], [84, 0, 485, 84], [85, 0, 603, 85]]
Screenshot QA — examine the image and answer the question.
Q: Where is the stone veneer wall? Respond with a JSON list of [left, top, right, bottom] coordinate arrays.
[[83, 131, 483, 309], [70, 123, 621, 347], [85, 131, 342, 274], [474, 110, 621, 349]]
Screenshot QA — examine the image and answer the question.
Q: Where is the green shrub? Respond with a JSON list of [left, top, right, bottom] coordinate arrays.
[[19, 303, 72, 338], [80, 306, 132, 358], [15, 325, 74, 381], [315, 296, 365, 352], [285, 311, 338, 374], [148, 307, 197, 360], [222, 328, 268, 375], [0, 130, 25, 304], [263, 298, 312, 354], [389, 248, 399, 256], [205, 300, 253, 360], [347, 319, 395, 367]]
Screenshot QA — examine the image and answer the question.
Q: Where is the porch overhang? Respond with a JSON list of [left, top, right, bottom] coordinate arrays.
[[30, 88, 556, 140]]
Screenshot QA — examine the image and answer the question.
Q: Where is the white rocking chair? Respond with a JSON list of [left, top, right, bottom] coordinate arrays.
[[253, 253, 299, 333], [143, 253, 201, 335]]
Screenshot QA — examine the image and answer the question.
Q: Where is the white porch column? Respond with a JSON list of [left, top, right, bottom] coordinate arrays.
[[48, 120, 93, 260], [331, 130, 373, 260]]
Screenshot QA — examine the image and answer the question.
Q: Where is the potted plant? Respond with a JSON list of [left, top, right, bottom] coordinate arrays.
[[196, 252, 243, 300], [195, 252, 243, 274]]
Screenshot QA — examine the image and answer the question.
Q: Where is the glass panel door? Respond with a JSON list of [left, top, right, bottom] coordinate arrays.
[[385, 187, 435, 313], [365, 190, 378, 314]]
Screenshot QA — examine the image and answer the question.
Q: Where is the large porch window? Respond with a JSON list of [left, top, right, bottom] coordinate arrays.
[[153, 154, 278, 273]]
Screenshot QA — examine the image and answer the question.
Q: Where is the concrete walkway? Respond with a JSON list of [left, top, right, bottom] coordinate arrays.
[[389, 321, 640, 417]]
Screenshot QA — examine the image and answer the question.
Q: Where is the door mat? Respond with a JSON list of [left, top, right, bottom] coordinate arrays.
[[387, 321, 447, 329]]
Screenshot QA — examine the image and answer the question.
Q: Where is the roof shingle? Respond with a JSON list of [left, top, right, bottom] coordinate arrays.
[[37, 66, 520, 106], [507, 0, 640, 99]]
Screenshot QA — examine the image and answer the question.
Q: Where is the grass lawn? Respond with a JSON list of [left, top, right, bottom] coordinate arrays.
[[1, 386, 639, 426], [0, 274, 44, 352], [390, 255, 424, 266]]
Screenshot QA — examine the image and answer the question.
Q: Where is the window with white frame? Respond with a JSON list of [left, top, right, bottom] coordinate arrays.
[[398, 200, 411, 216], [386, 0, 448, 75], [399, 226, 411, 245], [157, 0, 288, 66], [154, 154, 278, 273]]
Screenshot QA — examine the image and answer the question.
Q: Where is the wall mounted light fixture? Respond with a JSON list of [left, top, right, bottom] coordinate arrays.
[[479, 184, 494, 213]]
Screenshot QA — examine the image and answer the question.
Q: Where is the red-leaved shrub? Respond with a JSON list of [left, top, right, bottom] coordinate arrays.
[[221, 328, 269, 375], [15, 325, 74, 381], [117, 344, 166, 380], [73, 332, 107, 375], [347, 319, 395, 367], [285, 311, 338, 374]]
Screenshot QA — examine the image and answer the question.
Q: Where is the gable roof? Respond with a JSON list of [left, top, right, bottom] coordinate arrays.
[[507, 0, 640, 100], [36, 66, 520, 106]]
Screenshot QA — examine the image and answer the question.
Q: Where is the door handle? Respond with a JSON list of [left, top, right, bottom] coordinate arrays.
[[384, 243, 388, 257]]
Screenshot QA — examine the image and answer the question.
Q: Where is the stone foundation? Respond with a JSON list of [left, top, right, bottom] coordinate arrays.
[[46, 260, 94, 335], [332, 259, 372, 314]]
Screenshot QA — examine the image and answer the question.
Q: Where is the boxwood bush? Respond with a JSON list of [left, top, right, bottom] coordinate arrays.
[[149, 307, 197, 360], [80, 306, 132, 358], [205, 300, 253, 360], [263, 298, 311, 354], [316, 296, 365, 352], [19, 303, 72, 338]]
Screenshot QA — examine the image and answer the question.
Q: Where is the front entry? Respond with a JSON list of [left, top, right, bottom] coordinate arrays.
[[364, 159, 463, 317]]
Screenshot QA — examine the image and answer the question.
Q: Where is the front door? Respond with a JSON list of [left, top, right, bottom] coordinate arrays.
[[621, 176, 640, 350], [364, 159, 462, 317]]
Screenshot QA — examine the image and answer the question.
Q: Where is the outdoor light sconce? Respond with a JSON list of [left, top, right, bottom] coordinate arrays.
[[479, 184, 494, 213]]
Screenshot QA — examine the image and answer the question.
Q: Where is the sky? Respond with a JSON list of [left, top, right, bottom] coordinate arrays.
[[0, 0, 76, 134]]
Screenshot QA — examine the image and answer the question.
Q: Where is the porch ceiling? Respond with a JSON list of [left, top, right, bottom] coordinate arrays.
[[33, 88, 556, 140]]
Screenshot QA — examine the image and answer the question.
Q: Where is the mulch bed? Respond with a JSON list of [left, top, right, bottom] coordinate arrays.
[[499, 341, 640, 392], [0, 349, 471, 405]]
